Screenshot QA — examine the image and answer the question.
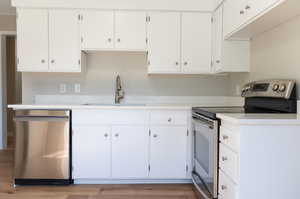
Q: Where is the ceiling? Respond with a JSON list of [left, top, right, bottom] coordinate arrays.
[[0, 0, 16, 15]]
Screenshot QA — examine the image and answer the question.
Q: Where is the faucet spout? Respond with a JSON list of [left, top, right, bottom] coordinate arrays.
[[115, 75, 125, 104]]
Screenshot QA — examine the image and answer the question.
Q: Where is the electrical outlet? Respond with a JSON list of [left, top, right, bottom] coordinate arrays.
[[59, 84, 67, 94], [74, 83, 81, 93]]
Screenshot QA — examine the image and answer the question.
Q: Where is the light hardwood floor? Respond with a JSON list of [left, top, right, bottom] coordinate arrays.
[[0, 149, 201, 199]]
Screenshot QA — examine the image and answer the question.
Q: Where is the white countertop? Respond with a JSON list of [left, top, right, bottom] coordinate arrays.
[[217, 113, 300, 125]]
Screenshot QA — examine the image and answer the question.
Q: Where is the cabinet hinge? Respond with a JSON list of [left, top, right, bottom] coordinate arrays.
[[148, 165, 151, 172], [186, 165, 188, 172]]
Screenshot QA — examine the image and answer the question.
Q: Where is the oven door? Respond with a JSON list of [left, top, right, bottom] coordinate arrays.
[[192, 114, 219, 199]]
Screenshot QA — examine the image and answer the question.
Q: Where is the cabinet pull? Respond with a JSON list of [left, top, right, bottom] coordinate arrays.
[[222, 156, 228, 161], [153, 134, 158, 138], [222, 135, 229, 140], [115, 133, 119, 137], [216, 60, 220, 64], [168, 118, 172, 122], [117, 38, 121, 42], [51, 60, 55, 64], [184, 62, 188, 66], [104, 133, 108, 138], [175, 62, 179, 66], [108, 38, 112, 42], [221, 185, 227, 190], [240, 10, 245, 15], [41, 59, 45, 63], [245, 5, 251, 10]]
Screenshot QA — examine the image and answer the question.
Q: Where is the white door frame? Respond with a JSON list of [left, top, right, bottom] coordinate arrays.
[[0, 31, 17, 150]]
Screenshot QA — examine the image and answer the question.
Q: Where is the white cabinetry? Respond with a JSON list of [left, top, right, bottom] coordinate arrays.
[[181, 13, 212, 74], [17, 8, 82, 72], [147, 12, 212, 74], [80, 11, 114, 50], [149, 126, 187, 179], [212, 5, 250, 73], [17, 9, 49, 72], [72, 126, 111, 179], [147, 12, 181, 73], [111, 126, 149, 178], [72, 109, 189, 182], [81, 11, 147, 51]]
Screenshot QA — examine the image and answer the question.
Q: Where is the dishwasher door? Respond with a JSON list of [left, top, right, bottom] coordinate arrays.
[[14, 110, 71, 185]]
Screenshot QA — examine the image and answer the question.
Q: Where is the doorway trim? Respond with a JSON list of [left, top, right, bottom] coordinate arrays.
[[0, 31, 16, 150]]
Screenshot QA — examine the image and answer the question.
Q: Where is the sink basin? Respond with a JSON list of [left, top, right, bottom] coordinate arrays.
[[81, 103, 146, 106]]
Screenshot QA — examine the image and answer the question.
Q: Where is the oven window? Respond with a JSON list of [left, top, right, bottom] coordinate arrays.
[[195, 132, 209, 174]]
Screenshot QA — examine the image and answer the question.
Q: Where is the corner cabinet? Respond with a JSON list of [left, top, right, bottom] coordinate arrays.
[[147, 12, 212, 74], [212, 5, 250, 73], [17, 8, 82, 72]]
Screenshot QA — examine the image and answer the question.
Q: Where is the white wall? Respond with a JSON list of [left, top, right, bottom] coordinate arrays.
[[22, 51, 232, 103], [228, 15, 300, 98], [12, 0, 213, 11]]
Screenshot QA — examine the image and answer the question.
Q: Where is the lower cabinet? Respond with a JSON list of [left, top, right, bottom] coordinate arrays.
[[111, 126, 149, 178], [73, 125, 111, 179], [149, 126, 187, 179]]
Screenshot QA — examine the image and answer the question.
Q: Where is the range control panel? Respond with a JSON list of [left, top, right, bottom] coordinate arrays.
[[241, 80, 296, 99]]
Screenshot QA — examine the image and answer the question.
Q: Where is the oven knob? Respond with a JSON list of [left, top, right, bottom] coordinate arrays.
[[272, 84, 279, 91], [279, 84, 286, 92]]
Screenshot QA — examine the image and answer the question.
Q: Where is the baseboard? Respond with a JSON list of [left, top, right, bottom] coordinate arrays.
[[74, 179, 192, 185]]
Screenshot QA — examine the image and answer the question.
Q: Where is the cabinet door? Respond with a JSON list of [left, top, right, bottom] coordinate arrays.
[[73, 126, 111, 179], [115, 11, 147, 51], [49, 10, 80, 72], [149, 126, 187, 179], [223, 0, 245, 38], [182, 13, 212, 74], [111, 126, 149, 178], [81, 11, 114, 50], [245, 0, 280, 21], [212, 6, 223, 72], [147, 12, 181, 73], [17, 9, 49, 72]]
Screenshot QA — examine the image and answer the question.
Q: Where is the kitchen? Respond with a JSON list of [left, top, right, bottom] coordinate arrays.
[[1, 0, 300, 198]]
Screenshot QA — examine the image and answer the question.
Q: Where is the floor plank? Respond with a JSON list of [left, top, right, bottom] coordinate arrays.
[[0, 149, 201, 199]]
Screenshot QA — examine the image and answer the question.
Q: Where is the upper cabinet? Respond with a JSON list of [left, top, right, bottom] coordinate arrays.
[[80, 11, 114, 50], [147, 12, 181, 73], [147, 12, 212, 74], [181, 13, 212, 74], [212, 5, 250, 73], [17, 9, 49, 72], [223, 0, 300, 39], [81, 11, 147, 51], [17, 9, 82, 72]]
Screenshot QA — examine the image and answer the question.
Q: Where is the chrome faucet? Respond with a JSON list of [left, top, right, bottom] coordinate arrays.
[[115, 75, 125, 104]]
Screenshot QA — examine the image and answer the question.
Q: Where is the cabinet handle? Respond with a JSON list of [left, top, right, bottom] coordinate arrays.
[[104, 133, 108, 138], [221, 185, 227, 190], [240, 10, 245, 15], [245, 5, 251, 10], [115, 133, 119, 137], [168, 118, 172, 122], [108, 38, 112, 42], [222, 156, 228, 161], [216, 60, 220, 64], [51, 60, 55, 64], [184, 62, 188, 66], [41, 59, 45, 63], [175, 62, 179, 66], [222, 135, 229, 140], [153, 134, 158, 138], [117, 38, 121, 42]]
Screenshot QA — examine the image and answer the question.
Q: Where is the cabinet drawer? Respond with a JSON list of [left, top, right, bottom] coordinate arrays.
[[219, 170, 238, 199], [72, 110, 148, 125], [150, 110, 187, 125], [220, 126, 239, 152], [219, 143, 239, 183]]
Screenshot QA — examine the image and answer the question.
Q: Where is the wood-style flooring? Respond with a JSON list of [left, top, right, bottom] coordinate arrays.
[[0, 149, 201, 199]]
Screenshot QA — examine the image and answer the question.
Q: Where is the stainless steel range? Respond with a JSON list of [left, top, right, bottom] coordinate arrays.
[[191, 79, 297, 199]]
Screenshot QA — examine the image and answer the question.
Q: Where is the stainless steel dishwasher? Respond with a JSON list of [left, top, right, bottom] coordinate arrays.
[[14, 110, 72, 185]]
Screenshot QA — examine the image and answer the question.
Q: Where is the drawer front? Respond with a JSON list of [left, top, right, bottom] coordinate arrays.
[[219, 170, 237, 199], [220, 126, 239, 152], [72, 110, 148, 125], [150, 110, 187, 125], [219, 143, 239, 183]]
